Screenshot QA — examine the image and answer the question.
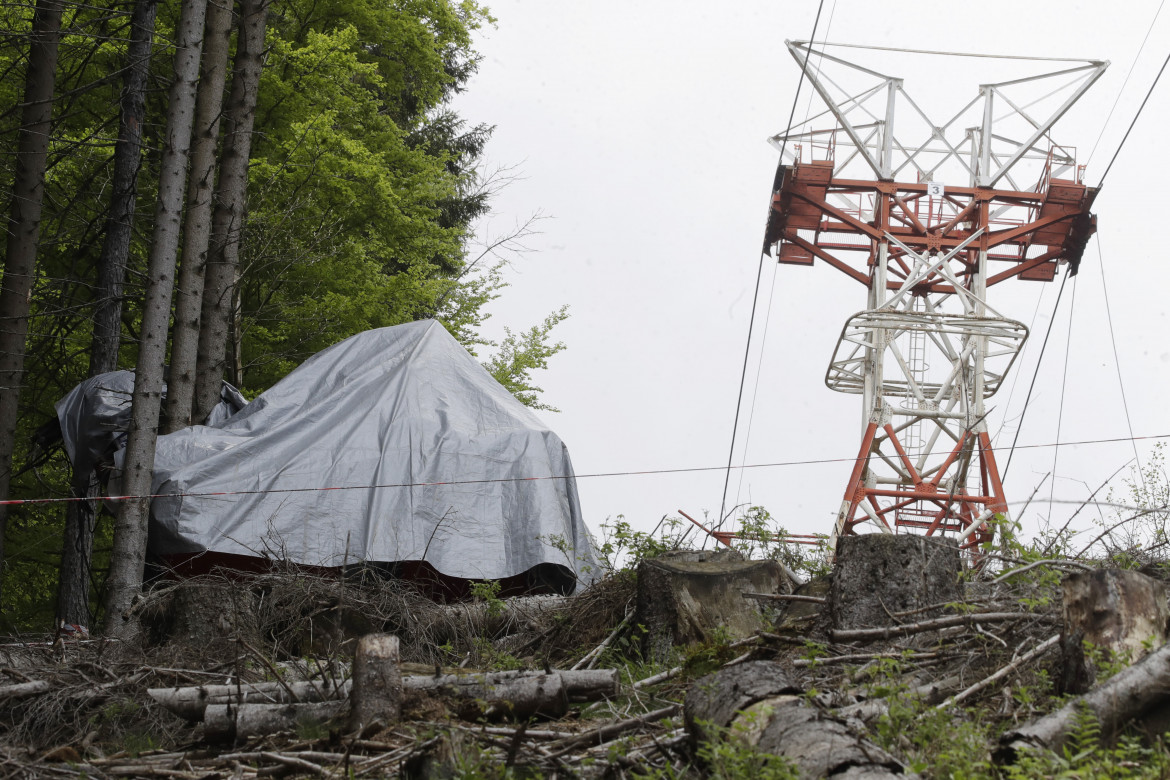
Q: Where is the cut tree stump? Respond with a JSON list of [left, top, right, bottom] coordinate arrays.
[[685, 661, 917, 779], [1059, 568, 1170, 694], [830, 534, 961, 631], [146, 581, 261, 660], [636, 550, 786, 663], [350, 634, 402, 731]]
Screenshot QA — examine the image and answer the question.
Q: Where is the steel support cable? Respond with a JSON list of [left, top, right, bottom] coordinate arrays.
[[717, 0, 826, 531], [1002, 270, 1070, 481], [1047, 273, 1078, 518], [1085, 0, 1166, 167], [731, 0, 839, 517], [1097, 44, 1170, 187], [1096, 232, 1147, 490], [731, 258, 779, 518], [5, 432, 1170, 511], [993, 284, 1050, 447]]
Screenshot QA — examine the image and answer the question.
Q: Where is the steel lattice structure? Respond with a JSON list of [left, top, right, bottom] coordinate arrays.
[[763, 42, 1107, 553]]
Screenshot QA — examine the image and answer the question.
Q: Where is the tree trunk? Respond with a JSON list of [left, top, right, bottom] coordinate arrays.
[[408, 671, 570, 721], [55, 473, 99, 629], [88, 0, 159, 377], [164, 0, 234, 433], [0, 0, 64, 600], [101, 0, 209, 637], [56, 0, 160, 631], [194, 0, 268, 421]]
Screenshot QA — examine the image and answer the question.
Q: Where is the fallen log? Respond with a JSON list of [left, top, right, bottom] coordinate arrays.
[[685, 661, 917, 778], [149, 668, 619, 722], [997, 640, 1170, 763], [830, 611, 1052, 642], [0, 680, 49, 699], [556, 669, 621, 700], [632, 665, 682, 690], [415, 671, 568, 721], [204, 701, 347, 742], [148, 679, 349, 721]]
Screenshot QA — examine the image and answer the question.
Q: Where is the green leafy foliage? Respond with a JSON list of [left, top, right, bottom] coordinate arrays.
[[483, 306, 569, 412], [469, 579, 505, 618], [729, 505, 831, 579], [634, 717, 799, 780], [595, 515, 688, 571], [695, 732, 801, 780], [1005, 705, 1170, 780]]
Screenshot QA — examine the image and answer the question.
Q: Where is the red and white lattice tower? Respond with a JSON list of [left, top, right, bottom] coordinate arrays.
[[764, 43, 1107, 554]]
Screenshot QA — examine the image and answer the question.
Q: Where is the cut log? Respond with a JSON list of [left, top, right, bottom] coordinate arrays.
[[685, 661, 917, 779], [556, 669, 621, 701], [410, 671, 568, 721], [830, 611, 1050, 643], [148, 679, 349, 721], [1059, 569, 1169, 694], [636, 549, 787, 663], [0, 680, 49, 699], [350, 634, 401, 731], [683, 661, 799, 746], [997, 639, 1170, 763], [148, 669, 617, 722], [204, 701, 346, 742], [830, 535, 961, 631]]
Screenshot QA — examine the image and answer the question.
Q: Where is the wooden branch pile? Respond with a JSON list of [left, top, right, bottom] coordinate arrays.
[[0, 707, 690, 779], [9, 548, 1170, 778]]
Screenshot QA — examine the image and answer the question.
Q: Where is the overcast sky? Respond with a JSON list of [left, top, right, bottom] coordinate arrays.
[[453, 1, 1170, 550]]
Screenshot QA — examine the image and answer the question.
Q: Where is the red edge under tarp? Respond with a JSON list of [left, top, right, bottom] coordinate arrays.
[[152, 552, 577, 601]]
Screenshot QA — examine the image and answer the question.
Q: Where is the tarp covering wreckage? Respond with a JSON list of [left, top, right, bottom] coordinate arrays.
[[57, 321, 600, 595]]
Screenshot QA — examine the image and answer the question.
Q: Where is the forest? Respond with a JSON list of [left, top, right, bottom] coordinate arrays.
[[0, 0, 565, 631]]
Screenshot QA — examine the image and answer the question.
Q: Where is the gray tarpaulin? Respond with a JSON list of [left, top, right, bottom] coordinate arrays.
[[140, 320, 599, 590], [55, 372, 247, 480]]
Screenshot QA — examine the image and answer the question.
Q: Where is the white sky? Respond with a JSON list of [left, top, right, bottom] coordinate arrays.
[[454, 1, 1170, 549]]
